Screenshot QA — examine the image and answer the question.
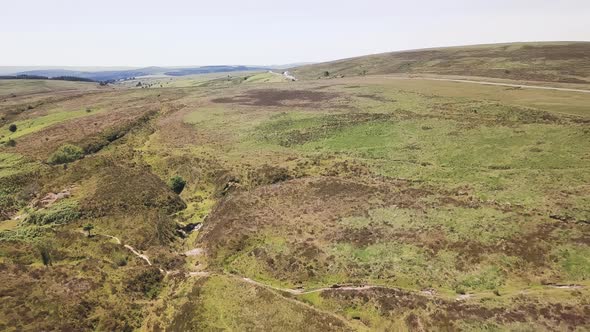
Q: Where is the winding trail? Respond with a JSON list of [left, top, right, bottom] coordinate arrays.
[[123, 244, 152, 266], [239, 276, 380, 295], [95, 237, 360, 330], [97, 232, 397, 297], [97, 233, 164, 273], [96, 232, 585, 302], [99, 234, 121, 244]]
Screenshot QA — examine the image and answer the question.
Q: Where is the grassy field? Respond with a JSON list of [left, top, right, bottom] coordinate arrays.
[[0, 79, 100, 98], [1, 45, 590, 331]]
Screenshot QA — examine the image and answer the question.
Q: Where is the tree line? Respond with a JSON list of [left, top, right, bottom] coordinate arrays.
[[0, 74, 96, 83]]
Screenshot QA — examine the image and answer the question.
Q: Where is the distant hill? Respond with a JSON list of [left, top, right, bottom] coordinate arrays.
[[0, 66, 135, 75], [164, 66, 270, 76], [0, 74, 95, 82], [13, 65, 273, 82], [15, 67, 164, 81], [292, 42, 590, 83]]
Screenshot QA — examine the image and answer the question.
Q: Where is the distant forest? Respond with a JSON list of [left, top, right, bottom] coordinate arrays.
[[0, 75, 96, 82]]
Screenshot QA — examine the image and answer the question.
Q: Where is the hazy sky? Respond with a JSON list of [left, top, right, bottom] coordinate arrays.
[[1, 0, 589, 66]]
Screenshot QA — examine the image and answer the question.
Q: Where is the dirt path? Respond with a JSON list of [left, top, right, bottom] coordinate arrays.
[[235, 276, 363, 330], [85, 233, 587, 331], [96, 233, 585, 301], [385, 76, 590, 94], [123, 244, 152, 265], [99, 237, 405, 299], [239, 276, 380, 295], [429, 78, 590, 93], [97, 233, 167, 272], [100, 234, 121, 244]]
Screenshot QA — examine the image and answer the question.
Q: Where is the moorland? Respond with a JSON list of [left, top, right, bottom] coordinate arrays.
[[1, 42, 589, 331]]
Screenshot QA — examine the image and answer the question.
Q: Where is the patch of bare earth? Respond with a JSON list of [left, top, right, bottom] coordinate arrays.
[[211, 89, 340, 107]]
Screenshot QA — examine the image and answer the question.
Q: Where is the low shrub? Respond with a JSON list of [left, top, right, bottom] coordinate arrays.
[[36, 242, 53, 266], [0, 225, 49, 242], [26, 201, 80, 225], [112, 251, 128, 267], [169, 175, 186, 194], [82, 223, 94, 237], [248, 165, 291, 187], [48, 144, 84, 164], [126, 267, 163, 299]]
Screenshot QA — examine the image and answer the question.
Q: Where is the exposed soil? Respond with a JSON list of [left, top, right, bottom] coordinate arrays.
[[32, 187, 73, 208], [184, 248, 203, 256], [211, 89, 340, 107], [356, 93, 393, 102]]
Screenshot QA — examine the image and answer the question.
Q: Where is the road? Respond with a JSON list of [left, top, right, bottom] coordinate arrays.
[[387, 76, 590, 94]]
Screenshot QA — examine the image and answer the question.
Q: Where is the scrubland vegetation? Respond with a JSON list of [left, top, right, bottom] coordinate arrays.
[[293, 42, 590, 84], [1, 42, 590, 331]]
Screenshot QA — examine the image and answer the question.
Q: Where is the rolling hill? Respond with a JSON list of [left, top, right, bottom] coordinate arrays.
[[10, 65, 272, 82], [292, 41, 590, 83]]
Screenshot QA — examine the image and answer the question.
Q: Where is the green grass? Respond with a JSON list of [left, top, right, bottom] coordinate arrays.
[[184, 81, 590, 305], [456, 265, 505, 292], [554, 245, 590, 280], [331, 242, 434, 288], [0, 152, 35, 177], [165, 275, 352, 331], [0, 224, 53, 241], [369, 78, 590, 117], [253, 114, 589, 209], [177, 79, 589, 300], [0, 219, 19, 231], [47, 143, 84, 164], [224, 235, 307, 287], [0, 152, 39, 220], [340, 206, 525, 245], [0, 79, 97, 98], [244, 72, 290, 83], [25, 200, 80, 226]]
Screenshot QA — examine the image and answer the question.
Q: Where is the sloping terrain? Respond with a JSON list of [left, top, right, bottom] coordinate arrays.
[[292, 42, 590, 83], [7, 65, 272, 82], [1, 45, 590, 331]]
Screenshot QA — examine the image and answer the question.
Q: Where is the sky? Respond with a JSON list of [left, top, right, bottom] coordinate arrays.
[[1, 0, 589, 67]]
